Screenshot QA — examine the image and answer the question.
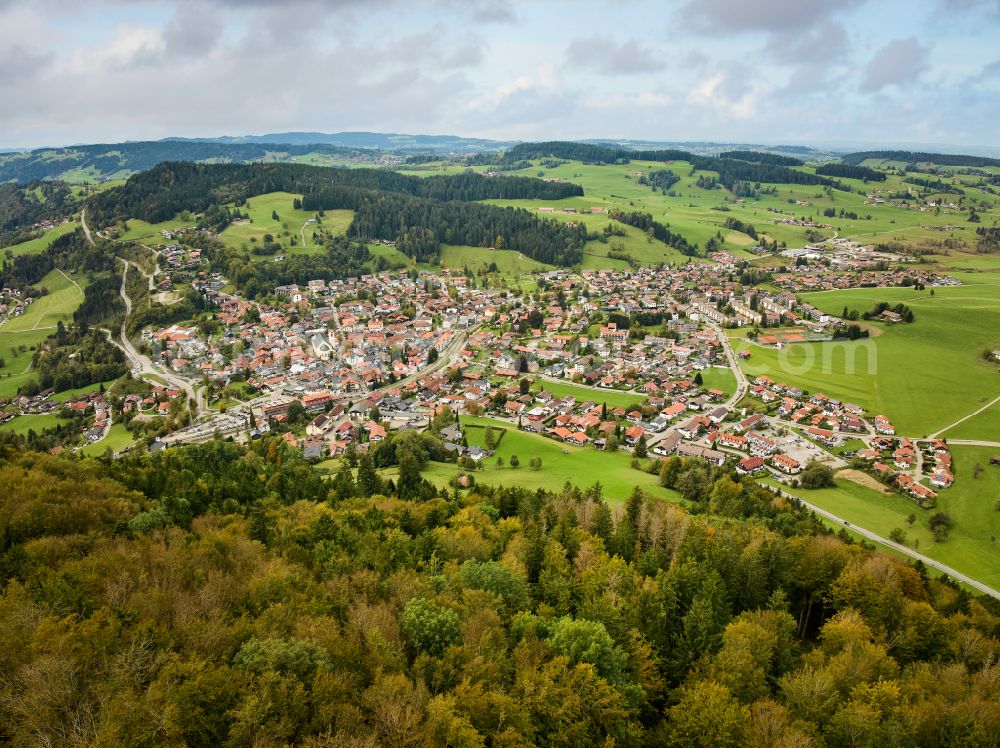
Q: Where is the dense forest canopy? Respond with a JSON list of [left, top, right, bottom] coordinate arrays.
[[0, 181, 79, 247], [718, 150, 805, 167], [814, 163, 888, 182], [840, 150, 1000, 168], [0, 438, 998, 746]]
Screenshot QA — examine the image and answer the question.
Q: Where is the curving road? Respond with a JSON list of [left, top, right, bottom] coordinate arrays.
[[390, 323, 482, 390], [775, 485, 1000, 600], [117, 259, 202, 416], [80, 208, 94, 245]]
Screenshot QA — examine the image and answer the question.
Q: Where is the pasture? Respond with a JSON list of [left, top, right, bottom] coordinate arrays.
[[2, 221, 77, 268], [219, 192, 353, 258], [480, 156, 993, 266], [439, 244, 552, 275], [764, 455, 1000, 591], [729, 277, 1000, 436], [0, 268, 87, 397]]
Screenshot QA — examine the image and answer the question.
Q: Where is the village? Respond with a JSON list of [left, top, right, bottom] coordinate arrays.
[[104, 253, 963, 510]]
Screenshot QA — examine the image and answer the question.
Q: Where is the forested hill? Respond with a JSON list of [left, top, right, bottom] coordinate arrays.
[[840, 150, 1000, 168], [0, 140, 376, 183], [478, 141, 842, 191], [87, 162, 588, 266], [1, 438, 998, 745], [0, 181, 80, 247]]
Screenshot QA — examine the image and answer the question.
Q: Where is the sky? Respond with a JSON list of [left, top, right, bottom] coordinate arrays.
[[1, 0, 999, 150]]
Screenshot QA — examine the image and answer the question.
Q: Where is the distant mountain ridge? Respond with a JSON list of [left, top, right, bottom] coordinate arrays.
[[2, 131, 998, 185], [163, 131, 516, 152]]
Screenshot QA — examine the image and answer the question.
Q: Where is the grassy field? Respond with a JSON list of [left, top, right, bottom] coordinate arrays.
[[0, 412, 72, 437], [219, 192, 352, 257], [81, 423, 136, 456], [1, 221, 77, 268], [942, 400, 1000, 441], [729, 277, 1000, 436], [698, 366, 737, 396], [765, 458, 1000, 590], [440, 245, 553, 275], [118, 217, 193, 244], [477, 156, 993, 264], [0, 268, 88, 397], [381, 416, 675, 505], [529, 378, 646, 410]]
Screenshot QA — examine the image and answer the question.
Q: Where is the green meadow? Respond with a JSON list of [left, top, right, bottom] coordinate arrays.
[[476, 156, 991, 270], [0, 412, 72, 437], [219, 192, 352, 257], [0, 268, 87, 397], [440, 244, 552, 275], [530, 378, 647, 410], [380, 415, 676, 505], [2, 221, 77, 267], [730, 276, 1000, 436], [765, 451, 1000, 591], [81, 423, 137, 456], [698, 366, 738, 396]]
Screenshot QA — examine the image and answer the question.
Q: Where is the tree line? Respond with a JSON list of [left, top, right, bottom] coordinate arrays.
[[84, 162, 586, 267], [718, 150, 805, 166], [841, 150, 1000, 168], [0, 181, 79, 247], [814, 163, 888, 182]]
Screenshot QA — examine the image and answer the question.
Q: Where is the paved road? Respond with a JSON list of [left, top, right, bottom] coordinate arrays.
[[391, 324, 482, 390], [80, 208, 94, 245], [117, 259, 202, 416], [774, 485, 1000, 600], [712, 324, 749, 409]]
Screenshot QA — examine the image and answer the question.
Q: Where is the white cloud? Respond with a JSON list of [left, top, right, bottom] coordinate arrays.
[[861, 37, 930, 92], [564, 35, 664, 76]]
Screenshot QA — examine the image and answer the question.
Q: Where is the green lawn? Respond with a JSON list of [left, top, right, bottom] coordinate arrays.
[[385, 416, 674, 505], [81, 423, 136, 456], [50, 379, 120, 402], [440, 245, 553, 275], [729, 277, 1000, 436], [530, 379, 646, 410], [0, 412, 72, 437], [698, 366, 737, 396]]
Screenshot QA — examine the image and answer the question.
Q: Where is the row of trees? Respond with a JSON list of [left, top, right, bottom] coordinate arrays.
[[814, 163, 888, 182]]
